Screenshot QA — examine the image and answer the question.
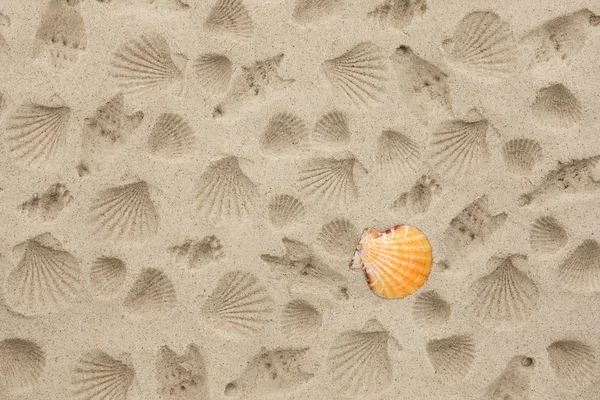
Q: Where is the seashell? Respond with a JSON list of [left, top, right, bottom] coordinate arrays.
[[72, 350, 135, 400], [5, 102, 71, 167], [412, 290, 451, 329], [317, 217, 358, 259], [195, 156, 258, 222], [268, 194, 306, 229], [0, 338, 45, 392], [111, 32, 184, 94], [486, 355, 535, 399], [90, 180, 159, 241], [90, 256, 127, 298], [428, 110, 493, 178], [298, 154, 362, 208], [521, 9, 600, 70], [292, 0, 343, 24], [547, 340, 597, 393], [157, 344, 209, 400], [426, 335, 475, 381], [351, 225, 432, 299], [322, 41, 388, 107], [34, 0, 87, 68], [147, 113, 196, 159], [529, 216, 567, 253], [260, 112, 309, 156], [123, 268, 176, 315], [169, 236, 224, 269], [391, 174, 440, 215], [202, 271, 274, 336], [368, 0, 427, 30], [502, 138, 543, 174], [326, 319, 398, 396], [391, 45, 453, 126], [519, 155, 600, 205], [312, 111, 351, 149], [441, 11, 517, 80], [225, 347, 313, 397], [558, 240, 600, 293], [281, 300, 322, 339], [531, 83, 582, 129], [469, 254, 539, 323], [376, 129, 420, 180], [204, 0, 254, 39], [4, 233, 82, 316], [19, 183, 73, 222], [194, 53, 233, 94]]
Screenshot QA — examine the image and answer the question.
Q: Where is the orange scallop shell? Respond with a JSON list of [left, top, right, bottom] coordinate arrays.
[[355, 225, 432, 299]]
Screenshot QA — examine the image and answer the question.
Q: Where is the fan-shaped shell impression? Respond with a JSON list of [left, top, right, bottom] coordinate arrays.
[[260, 112, 309, 156], [204, 0, 254, 39], [376, 130, 420, 180], [293, 0, 343, 24], [201, 271, 274, 336], [547, 340, 598, 393], [469, 254, 539, 323], [317, 217, 358, 259], [352, 225, 432, 299], [502, 138, 543, 174], [531, 83, 582, 129], [90, 257, 127, 298], [413, 290, 451, 329], [111, 33, 184, 94], [4, 233, 82, 316], [426, 335, 475, 381], [147, 113, 196, 159], [558, 240, 600, 293], [368, 0, 427, 30], [5, 102, 71, 167], [322, 42, 388, 107], [90, 180, 159, 241], [0, 338, 46, 392], [195, 156, 258, 222], [123, 268, 176, 316], [268, 194, 306, 229], [441, 11, 517, 80], [529, 216, 567, 253], [312, 111, 351, 148], [194, 53, 233, 94], [281, 300, 323, 339], [72, 350, 135, 400]]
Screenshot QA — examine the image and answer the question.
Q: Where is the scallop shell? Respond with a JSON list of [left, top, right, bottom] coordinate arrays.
[[312, 111, 351, 148], [529, 216, 567, 253], [4, 233, 82, 316], [547, 340, 597, 393], [485, 355, 535, 399], [502, 138, 543, 174], [201, 271, 274, 336], [322, 41, 387, 106], [293, 0, 343, 24], [204, 0, 254, 39], [426, 335, 475, 381], [157, 344, 209, 400], [147, 113, 196, 159], [376, 130, 420, 179], [281, 300, 323, 339], [195, 156, 257, 222], [111, 32, 183, 94], [260, 112, 309, 156], [90, 257, 127, 298], [531, 83, 582, 129], [268, 194, 306, 229], [368, 0, 426, 30], [441, 11, 517, 79], [5, 102, 71, 167], [469, 255, 539, 323], [72, 350, 135, 400], [0, 339, 46, 392], [412, 290, 451, 329], [317, 217, 358, 259], [558, 240, 600, 293], [194, 53, 233, 94], [123, 268, 176, 315], [90, 180, 159, 241], [352, 225, 432, 299]]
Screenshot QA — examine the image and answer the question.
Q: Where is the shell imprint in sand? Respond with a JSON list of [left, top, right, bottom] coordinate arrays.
[[352, 225, 432, 299]]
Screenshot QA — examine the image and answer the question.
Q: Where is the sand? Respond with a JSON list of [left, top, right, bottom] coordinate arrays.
[[0, 0, 599, 399]]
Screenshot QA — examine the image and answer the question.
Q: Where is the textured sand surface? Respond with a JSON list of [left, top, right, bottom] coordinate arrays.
[[0, 0, 600, 399]]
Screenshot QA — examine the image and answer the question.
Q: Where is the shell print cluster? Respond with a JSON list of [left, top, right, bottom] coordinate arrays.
[[0, 1, 599, 399]]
